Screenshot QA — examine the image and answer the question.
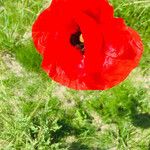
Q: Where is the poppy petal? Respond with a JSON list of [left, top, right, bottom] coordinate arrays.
[[32, 0, 143, 90]]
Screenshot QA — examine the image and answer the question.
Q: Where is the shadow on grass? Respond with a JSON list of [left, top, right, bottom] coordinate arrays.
[[12, 41, 50, 80], [132, 113, 150, 129], [129, 98, 150, 129], [51, 119, 77, 143], [101, 86, 150, 129], [13, 42, 42, 72], [69, 142, 91, 150], [29, 117, 94, 149], [69, 142, 103, 150]]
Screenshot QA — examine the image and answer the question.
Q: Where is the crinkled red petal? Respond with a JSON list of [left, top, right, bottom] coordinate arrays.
[[32, 0, 143, 90]]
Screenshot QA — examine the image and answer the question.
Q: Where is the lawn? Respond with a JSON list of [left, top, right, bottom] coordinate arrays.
[[0, 0, 150, 149]]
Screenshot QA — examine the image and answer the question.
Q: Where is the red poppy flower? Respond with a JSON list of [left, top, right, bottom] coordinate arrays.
[[32, 0, 143, 90]]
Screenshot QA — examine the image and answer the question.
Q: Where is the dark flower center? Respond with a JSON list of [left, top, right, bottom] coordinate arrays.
[[70, 31, 85, 55]]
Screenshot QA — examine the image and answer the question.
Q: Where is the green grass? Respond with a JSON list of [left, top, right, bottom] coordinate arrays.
[[0, 0, 150, 149]]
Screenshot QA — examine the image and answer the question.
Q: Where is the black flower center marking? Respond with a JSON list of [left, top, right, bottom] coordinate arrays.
[[70, 31, 85, 55]]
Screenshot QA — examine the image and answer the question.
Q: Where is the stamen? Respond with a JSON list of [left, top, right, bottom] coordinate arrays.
[[70, 32, 85, 55], [80, 34, 84, 43]]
